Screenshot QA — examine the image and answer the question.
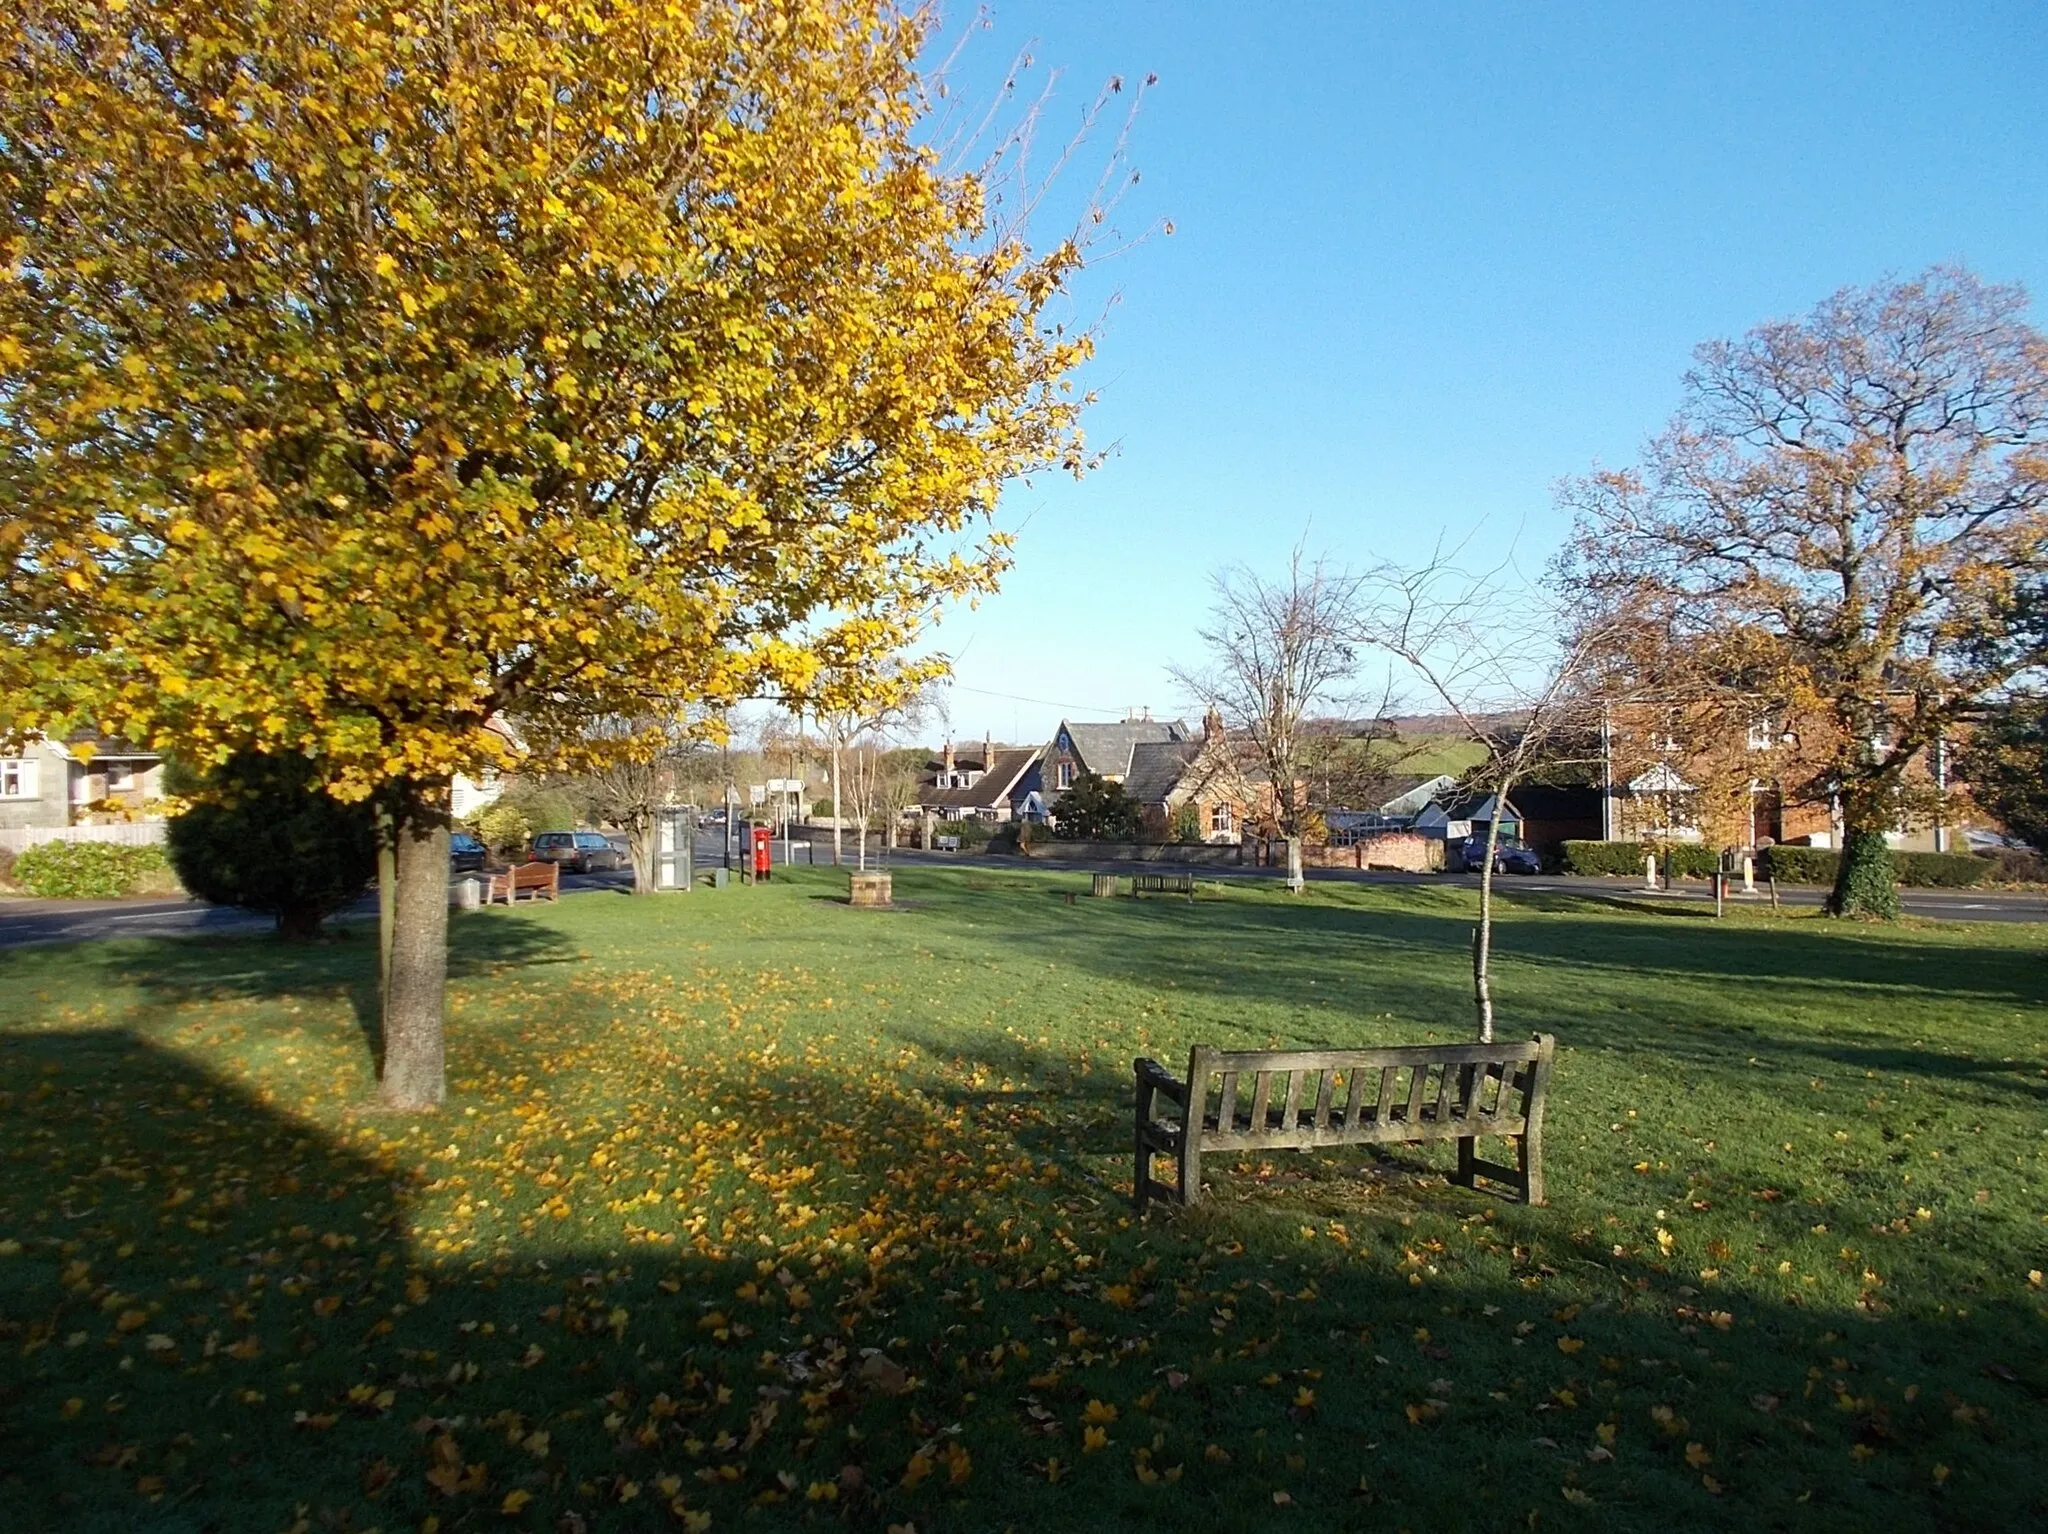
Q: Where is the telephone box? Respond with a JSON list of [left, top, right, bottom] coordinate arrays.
[[751, 825, 773, 882], [653, 806, 694, 891]]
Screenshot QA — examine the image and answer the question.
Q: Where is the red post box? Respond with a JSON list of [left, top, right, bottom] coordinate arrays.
[[751, 825, 773, 882]]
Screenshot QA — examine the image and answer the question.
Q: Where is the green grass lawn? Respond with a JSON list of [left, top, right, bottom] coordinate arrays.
[[2, 868, 2044, 1533]]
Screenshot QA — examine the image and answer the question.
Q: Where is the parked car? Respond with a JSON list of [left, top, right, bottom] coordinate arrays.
[[530, 830, 625, 874], [449, 832, 489, 874], [1491, 843, 1542, 875]]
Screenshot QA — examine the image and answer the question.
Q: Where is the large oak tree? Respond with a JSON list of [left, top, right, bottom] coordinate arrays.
[[1560, 268, 2048, 916], [0, 0, 1100, 1104]]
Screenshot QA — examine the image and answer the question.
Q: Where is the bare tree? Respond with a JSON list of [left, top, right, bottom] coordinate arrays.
[[806, 669, 937, 866], [1170, 546, 1365, 892], [1558, 267, 2048, 917], [1357, 554, 1624, 1042], [556, 715, 707, 894]]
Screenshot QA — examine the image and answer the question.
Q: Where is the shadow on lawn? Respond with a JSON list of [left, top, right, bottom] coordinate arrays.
[[0, 910, 580, 1077], [884, 873, 2048, 1102], [2, 1027, 2045, 1534]]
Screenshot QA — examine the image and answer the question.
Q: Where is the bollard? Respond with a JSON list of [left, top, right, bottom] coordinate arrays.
[[1643, 853, 1658, 890], [711, 866, 728, 889], [1714, 872, 1725, 918], [1742, 855, 1756, 893]]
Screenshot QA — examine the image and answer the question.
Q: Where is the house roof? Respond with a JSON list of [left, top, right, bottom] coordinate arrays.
[[1122, 739, 1201, 805], [919, 747, 1041, 812], [1418, 790, 1519, 824], [1375, 772, 1459, 815], [1057, 718, 1191, 778]]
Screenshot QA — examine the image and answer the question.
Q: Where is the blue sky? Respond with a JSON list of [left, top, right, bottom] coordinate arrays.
[[911, 1, 2048, 747]]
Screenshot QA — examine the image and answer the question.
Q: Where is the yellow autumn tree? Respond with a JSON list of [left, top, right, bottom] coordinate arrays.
[[0, 0, 1105, 1106]]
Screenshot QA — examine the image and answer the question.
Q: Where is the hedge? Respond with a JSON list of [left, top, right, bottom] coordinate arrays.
[[1759, 845, 1990, 889], [1561, 839, 1994, 888], [1560, 840, 1719, 878], [13, 840, 175, 900]]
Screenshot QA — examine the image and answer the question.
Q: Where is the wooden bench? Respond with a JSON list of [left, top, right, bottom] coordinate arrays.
[[1131, 870, 1196, 900], [1132, 1034, 1555, 1211], [485, 860, 560, 905]]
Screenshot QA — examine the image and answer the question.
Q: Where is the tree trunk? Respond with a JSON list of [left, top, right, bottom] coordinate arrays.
[[375, 803, 396, 1014], [1473, 807, 1505, 1043], [1285, 834, 1305, 893], [831, 744, 843, 867], [1828, 821, 1900, 919], [379, 812, 450, 1111], [628, 819, 657, 895]]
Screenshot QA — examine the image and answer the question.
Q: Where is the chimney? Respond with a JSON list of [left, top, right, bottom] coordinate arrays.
[[1203, 706, 1224, 743], [982, 733, 993, 772], [942, 738, 955, 774]]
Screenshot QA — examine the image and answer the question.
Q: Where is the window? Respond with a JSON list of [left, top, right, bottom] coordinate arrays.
[[104, 762, 139, 792], [0, 758, 37, 798], [1057, 762, 1072, 790], [1210, 803, 1233, 835]]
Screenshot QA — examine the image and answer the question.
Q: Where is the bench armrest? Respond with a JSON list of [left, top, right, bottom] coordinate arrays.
[[1133, 1056, 1187, 1108]]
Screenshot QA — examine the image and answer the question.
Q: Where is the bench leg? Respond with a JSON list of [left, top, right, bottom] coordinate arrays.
[[1517, 1128, 1545, 1206], [1177, 1128, 1202, 1208], [1455, 1135, 1476, 1189]]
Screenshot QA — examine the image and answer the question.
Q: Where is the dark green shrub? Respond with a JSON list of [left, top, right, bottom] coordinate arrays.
[[1757, 844, 1989, 890], [166, 753, 377, 937], [935, 818, 993, 849], [13, 840, 172, 899], [1759, 844, 1837, 886], [1560, 840, 1640, 876], [1894, 852, 1991, 887], [1050, 773, 1142, 842], [1561, 840, 1718, 878]]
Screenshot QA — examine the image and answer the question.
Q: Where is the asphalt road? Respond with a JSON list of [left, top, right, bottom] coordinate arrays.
[[2, 838, 2041, 947]]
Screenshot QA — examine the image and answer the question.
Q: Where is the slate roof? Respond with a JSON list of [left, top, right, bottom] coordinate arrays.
[[919, 747, 1040, 814], [1061, 719, 1191, 778], [1122, 739, 1201, 805]]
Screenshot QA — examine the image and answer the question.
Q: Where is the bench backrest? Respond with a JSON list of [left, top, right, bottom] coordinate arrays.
[[511, 861, 557, 887], [1185, 1036, 1553, 1148]]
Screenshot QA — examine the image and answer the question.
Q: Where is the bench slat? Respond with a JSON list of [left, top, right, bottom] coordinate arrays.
[[1217, 1071, 1239, 1135], [1249, 1071, 1274, 1137], [1197, 1042, 1544, 1072], [1313, 1068, 1338, 1133]]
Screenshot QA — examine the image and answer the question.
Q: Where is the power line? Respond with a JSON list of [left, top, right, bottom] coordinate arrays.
[[944, 681, 1136, 717]]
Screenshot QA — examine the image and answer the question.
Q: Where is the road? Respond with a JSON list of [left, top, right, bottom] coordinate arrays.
[[2, 837, 2040, 947]]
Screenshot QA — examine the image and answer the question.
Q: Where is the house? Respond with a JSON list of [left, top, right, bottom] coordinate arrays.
[[1118, 711, 1276, 844], [0, 737, 165, 831], [915, 737, 1042, 824], [1599, 701, 1977, 853], [1037, 714, 1193, 797]]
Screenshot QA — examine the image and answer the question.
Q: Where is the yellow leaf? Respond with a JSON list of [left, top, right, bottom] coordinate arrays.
[[500, 1489, 532, 1514]]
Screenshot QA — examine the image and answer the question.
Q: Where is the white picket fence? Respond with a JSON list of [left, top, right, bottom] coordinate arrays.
[[0, 821, 166, 855]]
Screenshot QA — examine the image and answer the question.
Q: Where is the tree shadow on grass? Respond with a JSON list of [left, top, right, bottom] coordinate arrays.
[[0, 909, 579, 1083], [1, 1027, 2044, 1533], [879, 872, 2048, 1104]]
